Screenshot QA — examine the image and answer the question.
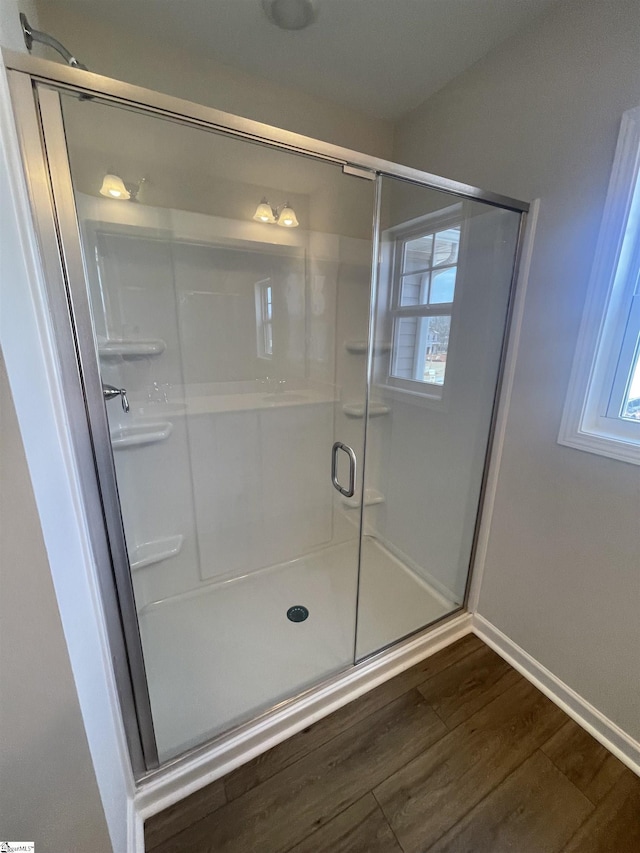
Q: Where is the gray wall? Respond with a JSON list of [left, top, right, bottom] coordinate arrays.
[[395, 0, 640, 741], [0, 346, 111, 850], [36, 1, 394, 159]]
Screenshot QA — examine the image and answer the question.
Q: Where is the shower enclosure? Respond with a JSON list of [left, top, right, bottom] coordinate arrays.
[[6, 54, 527, 775]]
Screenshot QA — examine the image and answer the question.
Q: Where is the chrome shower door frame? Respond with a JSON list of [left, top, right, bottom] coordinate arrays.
[[4, 49, 529, 782], [6, 71, 159, 775]]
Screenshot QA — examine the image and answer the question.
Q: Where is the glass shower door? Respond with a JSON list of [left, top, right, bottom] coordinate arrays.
[[356, 178, 522, 659], [54, 92, 375, 759]]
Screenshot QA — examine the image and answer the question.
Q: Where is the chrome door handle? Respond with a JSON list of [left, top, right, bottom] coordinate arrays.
[[102, 383, 130, 413], [331, 441, 356, 498]]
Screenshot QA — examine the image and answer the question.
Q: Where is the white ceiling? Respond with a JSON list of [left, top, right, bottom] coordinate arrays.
[[56, 0, 557, 120]]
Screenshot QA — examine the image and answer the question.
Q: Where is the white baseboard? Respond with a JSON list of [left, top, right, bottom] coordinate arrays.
[[131, 612, 473, 849], [473, 613, 640, 777]]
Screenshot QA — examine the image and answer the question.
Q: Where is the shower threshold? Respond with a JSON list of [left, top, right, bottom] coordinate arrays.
[[138, 537, 456, 761]]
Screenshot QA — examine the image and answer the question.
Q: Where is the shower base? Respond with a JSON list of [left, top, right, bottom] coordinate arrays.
[[138, 537, 455, 760]]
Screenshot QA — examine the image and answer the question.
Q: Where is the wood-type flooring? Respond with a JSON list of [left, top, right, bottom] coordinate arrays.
[[145, 635, 640, 852]]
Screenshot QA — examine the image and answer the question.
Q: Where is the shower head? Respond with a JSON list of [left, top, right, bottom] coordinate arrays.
[[19, 13, 89, 71]]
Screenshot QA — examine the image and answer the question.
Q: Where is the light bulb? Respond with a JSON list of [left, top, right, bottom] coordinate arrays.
[[277, 204, 299, 228], [99, 174, 130, 200], [253, 198, 276, 224]]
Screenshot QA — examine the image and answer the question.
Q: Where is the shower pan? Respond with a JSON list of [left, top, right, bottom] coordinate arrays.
[[4, 52, 527, 777]]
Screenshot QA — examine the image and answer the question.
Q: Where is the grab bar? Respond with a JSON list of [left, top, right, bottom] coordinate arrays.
[[331, 441, 356, 498]]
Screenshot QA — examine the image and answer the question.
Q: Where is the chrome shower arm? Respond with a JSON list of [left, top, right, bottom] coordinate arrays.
[[20, 13, 88, 71]]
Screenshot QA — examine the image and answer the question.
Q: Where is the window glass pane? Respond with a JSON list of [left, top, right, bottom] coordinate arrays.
[[422, 315, 451, 384], [430, 266, 457, 304], [399, 273, 428, 307], [403, 234, 433, 273], [391, 316, 419, 378], [433, 227, 460, 266], [390, 314, 451, 384], [621, 343, 640, 420]]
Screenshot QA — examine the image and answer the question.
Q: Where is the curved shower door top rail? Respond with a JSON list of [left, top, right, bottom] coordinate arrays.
[[1, 48, 529, 214]]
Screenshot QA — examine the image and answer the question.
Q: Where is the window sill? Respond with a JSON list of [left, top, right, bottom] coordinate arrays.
[[558, 423, 640, 466], [376, 382, 448, 412]]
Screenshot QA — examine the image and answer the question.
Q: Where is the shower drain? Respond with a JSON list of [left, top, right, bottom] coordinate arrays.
[[287, 605, 309, 623]]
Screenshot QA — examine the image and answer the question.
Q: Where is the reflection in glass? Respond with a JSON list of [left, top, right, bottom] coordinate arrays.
[[256, 279, 273, 358]]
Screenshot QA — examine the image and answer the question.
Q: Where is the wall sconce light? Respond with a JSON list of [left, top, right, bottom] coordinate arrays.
[[253, 197, 299, 227], [99, 174, 146, 202]]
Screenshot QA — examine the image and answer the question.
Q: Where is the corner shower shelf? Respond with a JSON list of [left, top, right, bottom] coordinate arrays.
[[341, 488, 385, 510], [342, 402, 390, 418], [110, 421, 173, 449], [98, 339, 166, 359], [130, 534, 184, 571], [344, 340, 392, 355]]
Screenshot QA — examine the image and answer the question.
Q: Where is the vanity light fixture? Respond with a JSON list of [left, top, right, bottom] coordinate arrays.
[[253, 197, 299, 227], [100, 173, 129, 199], [253, 198, 277, 223], [99, 174, 146, 202]]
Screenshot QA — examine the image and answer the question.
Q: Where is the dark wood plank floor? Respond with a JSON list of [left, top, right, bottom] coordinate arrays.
[[145, 635, 640, 852]]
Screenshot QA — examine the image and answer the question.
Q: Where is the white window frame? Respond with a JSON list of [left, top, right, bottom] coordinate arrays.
[[381, 206, 463, 404], [559, 104, 640, 465]]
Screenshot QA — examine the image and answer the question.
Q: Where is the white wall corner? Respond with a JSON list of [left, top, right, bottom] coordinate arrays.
[[473, 613, 640, 777], [0, 57, 135, 849], [466, 198, 540, 613]]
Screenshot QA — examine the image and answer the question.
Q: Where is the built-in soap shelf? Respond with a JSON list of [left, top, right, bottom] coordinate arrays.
[[110, 421, 173, 449], [344, 340, 392, 355], [98, 339, 166, 359], [342, 402, 390, 418], [130, 534, 184, 571], [341, 488, 385, 510]]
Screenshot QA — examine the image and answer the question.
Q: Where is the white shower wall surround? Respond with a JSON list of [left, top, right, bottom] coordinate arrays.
[[5, 57, 526, 776], [81, 196, 380, 609], [82, 193, 491, 614]]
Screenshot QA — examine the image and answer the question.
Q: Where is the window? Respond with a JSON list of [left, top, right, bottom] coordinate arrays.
[[559, 104, 640, 464], [255, 279, 273, 359], [387, 221, 461, 398]]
